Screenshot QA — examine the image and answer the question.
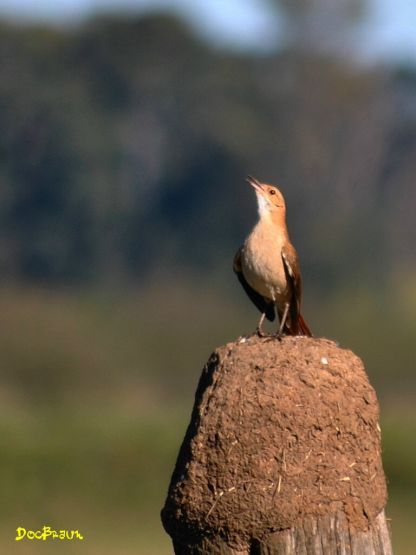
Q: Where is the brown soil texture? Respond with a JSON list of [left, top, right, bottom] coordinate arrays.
[[161, 335, 387, 550]]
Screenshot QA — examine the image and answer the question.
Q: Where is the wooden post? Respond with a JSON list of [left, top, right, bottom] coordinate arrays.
[[161, 336, 393, 554]]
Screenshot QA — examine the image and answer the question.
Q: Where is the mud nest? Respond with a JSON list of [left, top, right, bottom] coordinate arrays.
[[161, 335, 387, 550]]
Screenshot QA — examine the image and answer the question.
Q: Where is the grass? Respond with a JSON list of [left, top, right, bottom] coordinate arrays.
[[1, 406, 187, 555], [1, 406, 415, 555], [382, 410, 416, 554], [388, 488, 416, 555], [0, 284, 414, 553]]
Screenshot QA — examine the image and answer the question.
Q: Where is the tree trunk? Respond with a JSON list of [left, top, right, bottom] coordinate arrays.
[[161, 336, 393, 554]]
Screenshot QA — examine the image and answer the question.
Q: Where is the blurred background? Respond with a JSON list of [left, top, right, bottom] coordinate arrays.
[[0, 0, 415, 553]]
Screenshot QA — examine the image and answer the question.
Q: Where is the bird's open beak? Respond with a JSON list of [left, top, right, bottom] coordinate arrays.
[[246, 175, 265, 194]]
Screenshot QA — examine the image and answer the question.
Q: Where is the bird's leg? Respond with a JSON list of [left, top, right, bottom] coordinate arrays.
[[277, 302, 290, 339], [256, 313, 267, 337]]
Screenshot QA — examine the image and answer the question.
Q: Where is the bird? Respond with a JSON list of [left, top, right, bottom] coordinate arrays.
[[233, 176, 312, 337]]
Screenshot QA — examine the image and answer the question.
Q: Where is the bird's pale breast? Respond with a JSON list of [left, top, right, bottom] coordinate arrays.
[[241, 219, 288, 302]]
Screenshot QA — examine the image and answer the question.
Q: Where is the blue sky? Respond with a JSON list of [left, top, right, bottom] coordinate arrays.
[[0, 0, 415, 63]]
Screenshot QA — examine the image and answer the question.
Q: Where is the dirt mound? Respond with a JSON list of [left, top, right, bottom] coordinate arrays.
[[161, 335, 387, 550]]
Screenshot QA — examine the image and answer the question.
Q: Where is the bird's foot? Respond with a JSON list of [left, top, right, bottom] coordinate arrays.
[[256, 327, 267, 338], [252, 328, 275, 341]]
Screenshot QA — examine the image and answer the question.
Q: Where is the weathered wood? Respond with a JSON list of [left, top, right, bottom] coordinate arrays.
[[249, 511, 392, 555], [173, 536, 249, 555], [171, 511, 392, 554], [162, 336, 393, 554]]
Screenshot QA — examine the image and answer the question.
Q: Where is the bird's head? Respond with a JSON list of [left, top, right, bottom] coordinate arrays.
[[246, 176, 286, 218]]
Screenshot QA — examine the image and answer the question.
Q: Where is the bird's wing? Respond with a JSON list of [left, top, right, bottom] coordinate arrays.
[[233, 247, 275, 321], [281, 243, 302, 316], [281, 244, 313, 336]]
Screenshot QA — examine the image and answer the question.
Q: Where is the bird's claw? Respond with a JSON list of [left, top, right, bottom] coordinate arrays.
[[256, 327, 266, 337]]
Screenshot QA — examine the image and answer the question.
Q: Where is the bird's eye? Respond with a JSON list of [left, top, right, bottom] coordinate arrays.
[[269, 189, 276, 195]]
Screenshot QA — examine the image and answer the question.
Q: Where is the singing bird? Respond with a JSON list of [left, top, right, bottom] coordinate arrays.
[[234, 176, 312, 337]]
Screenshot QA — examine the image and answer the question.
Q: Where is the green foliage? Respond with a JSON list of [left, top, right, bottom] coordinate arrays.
[[0, 14, 415, 290]]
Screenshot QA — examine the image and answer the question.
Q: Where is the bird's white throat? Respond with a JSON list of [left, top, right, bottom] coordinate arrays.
[[256, 193, 270, 219]]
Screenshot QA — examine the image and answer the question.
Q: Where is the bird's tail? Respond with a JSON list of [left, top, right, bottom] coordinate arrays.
[[298, 314, 313, 337], [284, 313, 313, 337]]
